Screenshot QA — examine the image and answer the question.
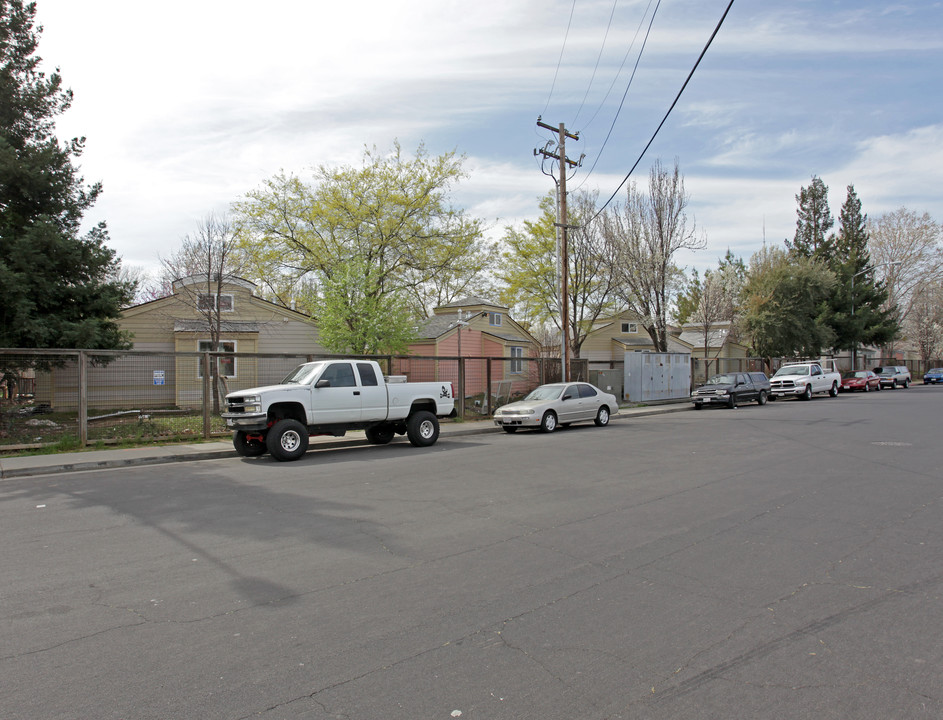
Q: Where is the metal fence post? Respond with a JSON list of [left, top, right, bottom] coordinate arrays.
[[202, 352, 212, 439], [79, 350, 88, 446], [485, 357, 492, 415], [458, 356, 465, 418]]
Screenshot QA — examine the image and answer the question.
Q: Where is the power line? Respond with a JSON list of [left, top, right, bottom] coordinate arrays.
[[571, 0, 621, 128], [543, 0, 579, 115], [588, 0, 736, 224], [575, 0, 661, 190]]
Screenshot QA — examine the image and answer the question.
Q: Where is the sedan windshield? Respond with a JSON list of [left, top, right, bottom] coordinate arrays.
[[774, 365, 808, 377], [842, 371, 867, 379], [524, 385, 564, 401], [705, 374, 736, 385], [281, 362, 325, 385]]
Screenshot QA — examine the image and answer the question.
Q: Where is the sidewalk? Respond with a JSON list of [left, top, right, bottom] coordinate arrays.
[[0, 402, 691, 479]]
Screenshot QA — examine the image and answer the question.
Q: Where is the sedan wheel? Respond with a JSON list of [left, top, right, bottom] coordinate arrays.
[[594, 406, 610, 427], [540, 411, 557, 433], [864, 383, 870, 392]]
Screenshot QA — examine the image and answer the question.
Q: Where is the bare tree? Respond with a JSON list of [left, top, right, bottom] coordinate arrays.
[[603, 159, 705, 352], [868, 208, 943, 353], [160, 213, 248, 411], [692, 270, 727, 380], [907, 279, 943, 365]]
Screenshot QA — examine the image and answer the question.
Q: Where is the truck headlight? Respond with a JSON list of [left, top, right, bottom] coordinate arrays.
[[244, 404, 262, 413]]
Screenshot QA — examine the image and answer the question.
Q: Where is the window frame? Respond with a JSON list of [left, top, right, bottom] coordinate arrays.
[[197, 339, 236, 378], [197, 293, 235, 312], [620, 322, 638, 334], [509, 346, 523, 374]]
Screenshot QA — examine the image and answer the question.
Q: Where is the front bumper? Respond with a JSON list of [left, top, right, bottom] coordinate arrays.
[[770, 387, 805, 396], [494, 416, 540, 428], [691, 395, 730, 405], [221, 412, 268, 430]]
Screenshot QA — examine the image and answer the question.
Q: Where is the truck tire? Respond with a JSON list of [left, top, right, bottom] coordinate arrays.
[[365, 424, 395, 444], [727, 393, 738, 409], [233, 431, 267, 457], [800, 384, 812, 401], [829, 382, 838, 397], [266, 419, 309, 461], [903, 379, 910, 388], [406, 411, 439, 447], [757, 390, 768, 406]]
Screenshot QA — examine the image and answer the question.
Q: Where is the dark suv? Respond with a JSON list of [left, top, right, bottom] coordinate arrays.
[[691, 371, 771, 409], [873, 366, 911, 389]]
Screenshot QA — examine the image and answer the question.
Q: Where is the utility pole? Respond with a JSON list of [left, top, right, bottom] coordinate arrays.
[[536, 117, 581, 382]]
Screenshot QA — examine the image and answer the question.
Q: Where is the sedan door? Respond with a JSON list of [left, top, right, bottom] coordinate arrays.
[[556, 384, 583, 424]]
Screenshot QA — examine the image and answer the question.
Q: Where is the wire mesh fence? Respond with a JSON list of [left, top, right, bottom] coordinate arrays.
[[4, 348, 939, 452]]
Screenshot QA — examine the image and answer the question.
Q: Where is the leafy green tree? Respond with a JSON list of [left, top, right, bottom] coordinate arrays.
[[740, 245, 836, 363], [672, 269, 700, 327], [233, 142, 487, 353], [497, 190, 617, 358], [317, 259, 415, 354], [0, 0, 134, 354]]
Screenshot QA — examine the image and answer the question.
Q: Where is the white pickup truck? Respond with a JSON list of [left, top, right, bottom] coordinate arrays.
[[769, 361, 841, 401], [221, 359, 456, 461]]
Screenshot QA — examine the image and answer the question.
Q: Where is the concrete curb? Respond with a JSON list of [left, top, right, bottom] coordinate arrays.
[[0, 403, 690, 479]]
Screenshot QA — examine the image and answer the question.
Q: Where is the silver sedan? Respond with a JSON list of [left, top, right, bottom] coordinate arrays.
[[493, 382, 619, 433]]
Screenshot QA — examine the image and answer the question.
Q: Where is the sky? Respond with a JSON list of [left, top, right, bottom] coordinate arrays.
[[31, 0, 943, 281]]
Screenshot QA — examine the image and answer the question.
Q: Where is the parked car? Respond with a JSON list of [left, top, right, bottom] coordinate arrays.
[[769, 362, 841, 400], [840, 370, 881, 393], [923, 368, 943, 384], [690, 372, 770, 409], [873, 366, 911, 389], [493, 382, 619, 433]]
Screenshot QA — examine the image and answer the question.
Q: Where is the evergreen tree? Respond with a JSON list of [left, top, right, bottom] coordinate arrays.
[[0, 0, 133, 353], [832, 186, 896, 356], [788, 176, 834, 261]]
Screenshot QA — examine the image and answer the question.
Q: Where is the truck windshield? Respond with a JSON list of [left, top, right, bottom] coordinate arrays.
[[705, 374, 736, 385], [774, 365, 809, 377], [281, 362, 325, 385]]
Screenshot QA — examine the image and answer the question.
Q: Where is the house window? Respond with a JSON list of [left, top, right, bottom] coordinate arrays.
[[510, 346, 523, 374], [197, 293, 234, 312], [621, 322, 637, 334], [198, 340, 236, 378], [489, 312, 503, 327]]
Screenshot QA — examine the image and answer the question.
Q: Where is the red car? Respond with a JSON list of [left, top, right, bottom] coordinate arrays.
[[840, 370, 881, 392]]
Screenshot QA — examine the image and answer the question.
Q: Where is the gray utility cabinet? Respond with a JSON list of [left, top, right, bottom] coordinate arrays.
[[623, 351, 691, 402]]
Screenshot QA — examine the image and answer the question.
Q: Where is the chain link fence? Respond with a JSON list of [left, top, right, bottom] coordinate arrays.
[[0, 350, 574, 452]]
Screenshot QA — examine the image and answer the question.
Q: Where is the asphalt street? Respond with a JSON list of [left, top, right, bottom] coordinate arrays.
[[2, 387, 941, 719]]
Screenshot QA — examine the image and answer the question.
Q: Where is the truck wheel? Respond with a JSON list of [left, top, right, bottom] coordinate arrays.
[[757, 390, 768, 406], [728, 393, 738, 409], [892, 379, 898, 389], [406, 411, 439, 447], [266, 419, 309, 461], [801, 384, 812, 401], [829, 382, 838, 397], [365, 424, 395, 444], [233, 431, 267, 457], [540, 411, 558, 433], [594, 406, 611, 426], [903, 379, 910, 388]]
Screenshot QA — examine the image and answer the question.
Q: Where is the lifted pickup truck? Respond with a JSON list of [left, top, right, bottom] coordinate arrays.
[[769, 362, 841, 401], [222, 359, 456, 461]]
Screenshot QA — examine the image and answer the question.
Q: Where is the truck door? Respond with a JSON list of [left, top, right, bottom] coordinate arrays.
[[356, 362, 388, 421], [311, 362, 362, 424]]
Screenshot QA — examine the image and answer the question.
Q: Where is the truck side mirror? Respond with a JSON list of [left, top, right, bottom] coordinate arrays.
[[315, 379, 332, 388]]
